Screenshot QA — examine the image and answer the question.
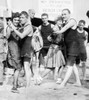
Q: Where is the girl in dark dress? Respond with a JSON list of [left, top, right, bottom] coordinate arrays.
[[8, 11, 33, 88], [7, 12, 21, 93]]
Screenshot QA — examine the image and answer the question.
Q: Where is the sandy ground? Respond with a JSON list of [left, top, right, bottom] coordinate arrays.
[[0, 80, 89, 100], [0, 67, 89, 100]]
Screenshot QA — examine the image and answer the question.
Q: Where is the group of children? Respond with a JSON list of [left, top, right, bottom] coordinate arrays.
[[0, 8, 88, 93], [32, 15, 88, 86]]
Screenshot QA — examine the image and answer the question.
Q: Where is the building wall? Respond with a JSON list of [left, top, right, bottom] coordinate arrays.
[[1, 0, 89, 24], [73, 0, 89, 24]]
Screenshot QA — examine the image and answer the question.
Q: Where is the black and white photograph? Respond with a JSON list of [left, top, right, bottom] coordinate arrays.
[[0, 0, 89, 100]]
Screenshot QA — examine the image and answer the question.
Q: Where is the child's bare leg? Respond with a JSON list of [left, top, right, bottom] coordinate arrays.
[[24, 58, 31, 87], [56, 66, 64, 84], [81, 61, 86, 80], [54, 67, 59, 80], [73, 64, 81, 86], [34, 52, 42, 84], [41, 68, 51, 78], [55, 65, 73, 89], [58, 66, 64, 78]]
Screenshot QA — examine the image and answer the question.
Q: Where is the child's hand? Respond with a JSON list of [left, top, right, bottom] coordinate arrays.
[[8, 20, 16, 30], [47, 35, 52, 41]]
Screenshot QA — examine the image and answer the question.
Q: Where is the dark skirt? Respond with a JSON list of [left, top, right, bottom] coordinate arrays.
[[66, 41, 79, 56], [21, 36, 33, 58], [8, 41, 21, 70], [78, 44, 87, 61]]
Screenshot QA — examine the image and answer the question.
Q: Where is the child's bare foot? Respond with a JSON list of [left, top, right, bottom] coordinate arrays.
[[11, 87, 19, 93], [34, 76, 43, 85], [53, 84, 65, 90], [56, 78, 62, 84]]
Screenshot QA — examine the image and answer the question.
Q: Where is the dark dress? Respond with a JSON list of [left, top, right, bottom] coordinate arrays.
[[8, 31, 21, 70], [20, 24, 33, 58], [77, 30, 87, 61], [64, 28, 79, 56]]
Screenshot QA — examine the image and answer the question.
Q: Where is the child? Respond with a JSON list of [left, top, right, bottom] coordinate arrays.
[[76, 20, 88, 80], [31, 29, 43, 84], [46, 16, 65, 83], [38, 16, 65, 84]]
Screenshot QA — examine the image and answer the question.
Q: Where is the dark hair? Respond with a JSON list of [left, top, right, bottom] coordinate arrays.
[[55, 16, 63, 23], [41, 13, 48, 18], [20, 11, 29, 18], [62, 8, 71, 14], [79, 20, 86, 25], [86, 10, 89, 18], [12, 12, 20, 20]]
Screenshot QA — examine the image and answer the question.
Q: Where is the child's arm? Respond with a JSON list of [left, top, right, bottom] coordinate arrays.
[[54, 67, 59, 80]]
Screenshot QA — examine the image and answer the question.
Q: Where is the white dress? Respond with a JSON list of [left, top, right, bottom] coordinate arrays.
[[46, 44, 65, 68]]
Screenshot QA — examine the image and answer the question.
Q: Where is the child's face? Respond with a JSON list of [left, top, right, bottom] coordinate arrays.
[[41, 15, 48, 24], [13, 17, 19, 27], [78, 22, 85, 30], [20, 14, 27, 25], [56, 20, 62, 26], [29, 10, 35, 19]]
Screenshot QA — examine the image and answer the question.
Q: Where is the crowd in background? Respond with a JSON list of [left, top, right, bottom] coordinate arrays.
[[0, 8, 89, 93]]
